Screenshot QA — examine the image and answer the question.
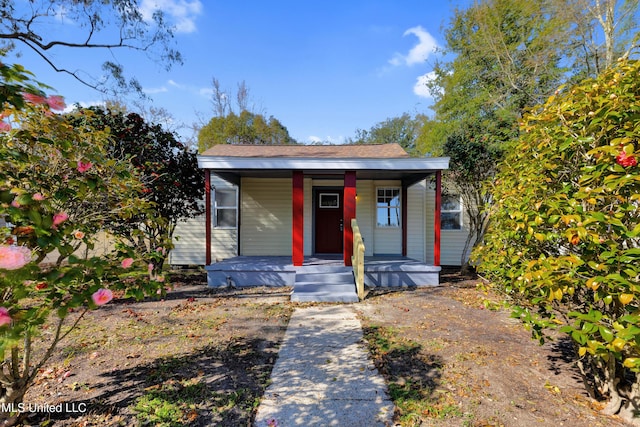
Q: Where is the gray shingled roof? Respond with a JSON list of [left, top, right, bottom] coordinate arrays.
[[200, 143, 411, 158]]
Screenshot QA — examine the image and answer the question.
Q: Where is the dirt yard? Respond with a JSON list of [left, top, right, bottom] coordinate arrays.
[[357, 268, 630, 427], [12, 269, 630, 426]]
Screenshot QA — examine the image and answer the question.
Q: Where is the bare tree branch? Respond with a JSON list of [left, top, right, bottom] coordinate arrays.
[[0, 0, 183, 95]]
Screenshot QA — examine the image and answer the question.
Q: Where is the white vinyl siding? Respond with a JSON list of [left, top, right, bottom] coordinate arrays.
[[170, 174, 238, 265], [170, 213, 207, 265], [407, 181, 426, 262], [40, 231, 116, 265], [210, 228, 238, 261], [240, 177, 291, 256], [440, 229, 470, 266], [425, 186, 471, 266], [372, 180, 402, 255], [355, 180, 374, 256], [170, 175, 473, 267]]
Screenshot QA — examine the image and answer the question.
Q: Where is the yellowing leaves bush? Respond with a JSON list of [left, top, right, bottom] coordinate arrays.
[[473, 58, 640, 420]]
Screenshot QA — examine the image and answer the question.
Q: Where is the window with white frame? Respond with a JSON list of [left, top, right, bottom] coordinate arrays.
[[376, 187, 401, 227], [441, 194, 462, 230], [319, 193, 340, 208], [213, 187, 237, 228]]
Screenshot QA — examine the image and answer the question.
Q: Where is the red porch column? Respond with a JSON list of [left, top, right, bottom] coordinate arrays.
[[434, 170, 442, 266], [205, 170, 212, 266], [292, 171, 304, 266], [343, 171, 356, 266], [402, 184, 408, 257]]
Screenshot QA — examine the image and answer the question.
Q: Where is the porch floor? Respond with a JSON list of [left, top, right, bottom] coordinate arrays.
[[205, 256, 441, 301]]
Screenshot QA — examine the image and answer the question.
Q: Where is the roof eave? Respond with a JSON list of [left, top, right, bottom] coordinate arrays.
[[197, 156, 450, 171]]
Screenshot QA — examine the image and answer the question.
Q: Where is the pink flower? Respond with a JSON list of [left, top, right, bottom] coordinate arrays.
[[121, 258, 134, 268], [77, 161, 92, 173], [74, 231, 85, 239], [616, 150, 638, 168], [52, 212, 68, 228], [0, 307, 12, 327], [0, 245, 31, 270], [148, 263, 154, 273], [22, 92, 47, 106], [32, 193, 45, 201], [0, 121, 11, 132], [46, 95, 66, 111], [91, 289, 113, 306], [10, 199, 20, 208]]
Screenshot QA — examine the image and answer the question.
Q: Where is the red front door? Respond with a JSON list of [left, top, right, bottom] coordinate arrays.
[[315, 190, 343, 254]]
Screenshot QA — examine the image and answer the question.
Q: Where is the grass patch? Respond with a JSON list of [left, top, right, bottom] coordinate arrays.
[[210, 388, 261, 414], [128, 338, 278, 426], [133, 378, 206, 426], [363, 324, 461, 426]]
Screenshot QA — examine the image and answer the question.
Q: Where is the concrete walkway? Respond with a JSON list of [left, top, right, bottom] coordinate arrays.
[[254, 305, 394, 427]]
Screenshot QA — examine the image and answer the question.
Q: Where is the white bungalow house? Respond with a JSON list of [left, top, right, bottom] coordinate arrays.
[[169, 143, 470, 300]]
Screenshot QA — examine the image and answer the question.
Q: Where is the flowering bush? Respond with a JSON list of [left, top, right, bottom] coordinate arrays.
[[0, 246, 31, 270], [0, 61, 165, 422], [70, 106, 204, 273], [473, 58, 640, 422]]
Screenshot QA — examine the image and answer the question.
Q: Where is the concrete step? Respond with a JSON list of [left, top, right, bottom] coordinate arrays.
[[295, 265, 353, 274], [295, 271, 354, 284], [291, 283, 359, 303], [291, 265, 358, 303]]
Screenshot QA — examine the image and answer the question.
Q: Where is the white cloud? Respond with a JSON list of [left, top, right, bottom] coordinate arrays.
[[199, 87, 213, 98], [143, 79, 185, 94], [147, 79, 212, 98], [413, 71, 437, 98], [140, 0, 203, 33], [143, 85, 169, 94], [306, 135, 345, 145], [389, 26, 438, 67], [62, 100, 105, 114], [168, 79, 185, 89]]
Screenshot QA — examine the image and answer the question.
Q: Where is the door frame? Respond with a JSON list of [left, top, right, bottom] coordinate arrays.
[[312, 186, 344, 255]]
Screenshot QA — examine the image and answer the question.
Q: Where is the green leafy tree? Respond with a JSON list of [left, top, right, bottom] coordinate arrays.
[[442, 123, 507, 269], [428, 0, 567, 147], [347, 113, 426, 156], [73, 106, 205, 271], [473, 58, 640, 423], [422, 0, 639, 265], [198, 110, 297, 151], [0, 0, 182, 95], [0, 62, 162, 425], [198, 77, 298, 151], [424, 0, 564, 252], [428, 0, 640, 152]]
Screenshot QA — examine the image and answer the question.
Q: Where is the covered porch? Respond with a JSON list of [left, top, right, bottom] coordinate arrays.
[[205, 255, 441, 302], [197, 144, 449, 300]]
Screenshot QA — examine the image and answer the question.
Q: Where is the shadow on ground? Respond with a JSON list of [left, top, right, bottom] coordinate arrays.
[[362, 325, 445, 421], [24, 336, 281, 426]]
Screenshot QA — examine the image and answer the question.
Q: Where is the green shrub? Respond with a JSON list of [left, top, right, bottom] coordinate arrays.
[[473, 58, 640, 422]]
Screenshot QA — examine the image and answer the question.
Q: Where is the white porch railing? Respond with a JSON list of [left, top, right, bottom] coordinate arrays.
[[351, 218, 365, 300]]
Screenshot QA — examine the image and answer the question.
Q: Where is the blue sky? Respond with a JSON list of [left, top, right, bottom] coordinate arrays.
[[6, 0, 469, 144]]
